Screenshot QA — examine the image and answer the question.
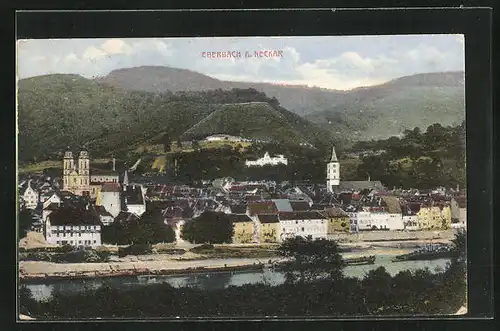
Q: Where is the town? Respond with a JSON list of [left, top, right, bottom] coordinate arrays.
[[18, 145, 467, 248]]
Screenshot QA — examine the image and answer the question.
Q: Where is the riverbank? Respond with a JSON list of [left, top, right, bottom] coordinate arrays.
[[19, 257, 273, 282]]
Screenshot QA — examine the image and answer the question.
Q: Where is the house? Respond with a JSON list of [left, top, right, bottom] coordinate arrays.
[[97, 183, 121, 218], [320, 207, 350, 234], [124, 185, 146, 216], [257, 214, 280, 243], [271, 199, 293, 212], [450, 196, 467, 228], [245, 152, 288, 167], [289, 200, 311, 212], [381, 196, 404, 230], [204, 134, 248, 142], [278, 211, 328, 241], [417, 201, 452, 230], [44, 206, 102, 247], [228, 214, 254, 244], [402, 203, 420, 231], [247, 201, 278, 217], [42, 192, 61, 210], [95, 206, 114, 226], [21, 180, 39, 210]]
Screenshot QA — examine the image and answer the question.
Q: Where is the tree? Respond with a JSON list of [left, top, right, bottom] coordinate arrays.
[[161, 133, 171, 153], [276, 236, 345, 284], [18, 208, 34, 239], [181, 211, 234, 244], [192, 140, 200, 151]]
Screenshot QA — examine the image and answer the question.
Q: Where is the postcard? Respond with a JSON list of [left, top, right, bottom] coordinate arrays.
[[17, 35, 467, 320]]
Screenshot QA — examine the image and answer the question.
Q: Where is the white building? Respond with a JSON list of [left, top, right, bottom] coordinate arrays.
[[245, 152, 288, 167], [124, 184, 146, 217], [403, 215, 419, 230], [97, 183, 121, 218], [326, 146, 340, 193], [21, 180, 39, 210], [44, 206, 102, 247], [42, 193, 61, 210], [278, 211, 328, 241], [204, 134, 249, 142]]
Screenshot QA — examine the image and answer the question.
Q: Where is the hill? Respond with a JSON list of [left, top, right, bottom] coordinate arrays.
[[305, 72, 465, 140], [97, 67, 465, 140], [17, 75, 334, 163], [181, 102, 306, 142]]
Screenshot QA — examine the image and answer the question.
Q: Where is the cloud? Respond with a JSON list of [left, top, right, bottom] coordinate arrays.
[[17, 35, 465, 90], [83, 46, 107, 61], [101, 39, 132, 55]]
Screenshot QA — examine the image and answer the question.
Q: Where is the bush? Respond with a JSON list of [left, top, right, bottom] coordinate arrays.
[[118, 244, 152, 258]]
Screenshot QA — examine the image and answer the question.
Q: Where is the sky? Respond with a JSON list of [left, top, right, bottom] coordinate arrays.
[[17, 35, 464, 90]]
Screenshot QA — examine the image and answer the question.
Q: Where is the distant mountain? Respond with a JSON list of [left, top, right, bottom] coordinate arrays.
[[97, 66, 346, 116], [98, 67, 465, 140], [305, 72, 465, 140], [17, 75, 335, 163]]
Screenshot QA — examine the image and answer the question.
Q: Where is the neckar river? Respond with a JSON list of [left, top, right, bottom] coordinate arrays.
[[24, 249, 451, 302]]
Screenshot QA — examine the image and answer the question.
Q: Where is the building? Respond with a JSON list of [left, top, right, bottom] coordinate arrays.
[[381, 196, 404, 230], [245, 152, 288, 167], [278, 211, 328, 241], [257, 214, 280, 243], [402, 203, 420, 231], [44, 206, 102, 247], [124, 185, 146, 216], [63, 150, 90, 196], [417, 202, 452, 230], [451, 196, 467, 228], [63, 150, 119, 198], [204, 134, 249, 142], [96, 183, 121, 218], [21, 180, 39, 210], [228, 214, 255, 244], [321, 207, 350, 234], [326, 146, 340, 193]]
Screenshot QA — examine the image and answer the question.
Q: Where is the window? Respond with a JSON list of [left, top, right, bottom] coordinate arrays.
[[56, 241, 60, 244], [301, 227, 304, 232], [78, 241, 82, 244], [79, 233, 81, 237]]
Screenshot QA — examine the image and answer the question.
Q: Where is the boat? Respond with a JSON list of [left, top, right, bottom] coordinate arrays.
[[343, 255, 376, 266], [391, 244, 457, 262]]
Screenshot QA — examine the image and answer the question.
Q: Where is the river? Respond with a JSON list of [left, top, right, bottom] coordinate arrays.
[[24, 248, 451, 302]]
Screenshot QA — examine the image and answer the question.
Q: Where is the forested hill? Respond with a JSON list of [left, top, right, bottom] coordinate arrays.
[[17, 74, 335, 163], [98, 67, 465, 140]]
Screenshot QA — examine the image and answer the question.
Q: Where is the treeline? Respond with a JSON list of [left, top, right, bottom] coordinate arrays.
[[353, 122, 466, 189], [19, 232, 466, 318]]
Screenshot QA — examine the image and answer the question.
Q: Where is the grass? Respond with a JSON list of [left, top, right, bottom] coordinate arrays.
[[188, 246, 278, 259]]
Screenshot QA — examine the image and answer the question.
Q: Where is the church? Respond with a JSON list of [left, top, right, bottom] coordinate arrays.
[[62, 149, 119, 198], [326, 146, 385, 194]]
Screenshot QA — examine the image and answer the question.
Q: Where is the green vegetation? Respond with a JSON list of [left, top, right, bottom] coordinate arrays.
[[352, 122, 465, 189], [306, 72, 465, 141], [19, 248, 111, 263], [186, 245, 278, 260], [102, 209, 175, 245], [18, 75, 335, 163], [277, 236, 345, 283], [181, 211, 234, 244]]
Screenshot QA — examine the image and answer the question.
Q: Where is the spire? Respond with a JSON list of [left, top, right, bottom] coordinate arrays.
[[330, 146, 338, 162], [123, 170, 129, 186], [112, 158, 116, 172]]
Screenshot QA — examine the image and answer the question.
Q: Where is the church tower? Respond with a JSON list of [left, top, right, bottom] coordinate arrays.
[[77, 150, 90, 195], [326, 146, 340, 193], [63, 150, 74, 191]]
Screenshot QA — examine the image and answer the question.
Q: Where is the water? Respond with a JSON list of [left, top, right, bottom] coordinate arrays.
[[24, 249, 451, 302]]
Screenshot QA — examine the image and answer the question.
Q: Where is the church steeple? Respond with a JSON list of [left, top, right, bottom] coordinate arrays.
[[330, 146, 338, 162], [326, 145, 340, 193]]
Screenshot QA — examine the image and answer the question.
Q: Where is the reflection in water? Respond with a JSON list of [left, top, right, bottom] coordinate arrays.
[[24, 252, 451, 302]]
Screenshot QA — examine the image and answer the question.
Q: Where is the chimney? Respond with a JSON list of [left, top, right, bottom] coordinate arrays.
[[112, 158, 116, 172]]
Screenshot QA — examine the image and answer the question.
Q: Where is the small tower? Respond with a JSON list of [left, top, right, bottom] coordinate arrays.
[[326, 146, 340, 193], [63, 149, 73, 191], [78, 150, 90, 176]]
